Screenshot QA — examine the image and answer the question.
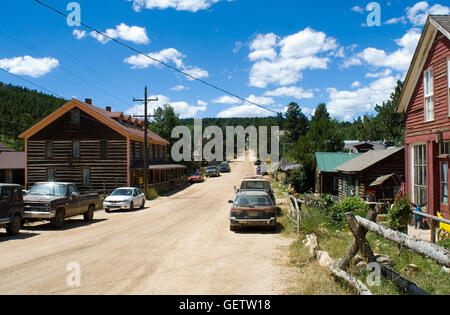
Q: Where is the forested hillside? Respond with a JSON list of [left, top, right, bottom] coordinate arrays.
[[0, 82, 67, 150]]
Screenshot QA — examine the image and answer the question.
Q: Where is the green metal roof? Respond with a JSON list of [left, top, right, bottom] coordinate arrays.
[[314, 152, 362, 173]]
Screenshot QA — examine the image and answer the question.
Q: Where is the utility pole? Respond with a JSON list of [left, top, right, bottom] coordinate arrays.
[[133, 86, 158, 194]]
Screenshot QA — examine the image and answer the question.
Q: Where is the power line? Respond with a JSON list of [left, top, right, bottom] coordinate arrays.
[[0, 67, 63, 98], [33, 0, 280, 115]]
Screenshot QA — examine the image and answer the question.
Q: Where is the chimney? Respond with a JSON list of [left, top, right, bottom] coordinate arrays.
[[85, 98, 92, 105], [106, 106, 112, 112]]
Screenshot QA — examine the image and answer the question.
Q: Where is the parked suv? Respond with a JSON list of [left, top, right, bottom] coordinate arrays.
[[219, 161, 231, 173], [235, 178, 276, 204], [0, 184, 24, 236], [229, 191, 277, 231]]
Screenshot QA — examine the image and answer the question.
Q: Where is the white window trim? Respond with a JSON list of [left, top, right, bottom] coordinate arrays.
[[424, 69, 434, 122], [411, 143, 427, 206], [448, 59, 450, 117]]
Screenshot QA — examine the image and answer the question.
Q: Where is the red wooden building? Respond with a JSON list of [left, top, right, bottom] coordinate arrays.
[[397, 15, 450, 220]]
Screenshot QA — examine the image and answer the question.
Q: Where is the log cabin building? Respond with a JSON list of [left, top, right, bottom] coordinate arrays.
[[396, 15, 450, 220], [334, 147, 405, 202], [19, 98, 186, 193]]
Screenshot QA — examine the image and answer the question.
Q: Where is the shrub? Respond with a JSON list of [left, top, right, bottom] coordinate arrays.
[[386, 195, 412, 230], [287, 167, 310, 194], [340, 197, 369, 219], [145, 189, 159, 201]]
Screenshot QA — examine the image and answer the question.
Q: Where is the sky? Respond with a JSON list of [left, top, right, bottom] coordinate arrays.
[[0, 0, 449, 121]]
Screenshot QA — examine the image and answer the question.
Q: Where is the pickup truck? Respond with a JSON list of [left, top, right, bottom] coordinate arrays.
[[23, 182, 100, 228], [0, 184, 24, 236]]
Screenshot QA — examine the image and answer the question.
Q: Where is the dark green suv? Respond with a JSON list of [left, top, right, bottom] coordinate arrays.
[[0, 184, 24, 236]]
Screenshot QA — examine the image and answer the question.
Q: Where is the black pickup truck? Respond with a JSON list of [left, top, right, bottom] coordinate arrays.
[[23, 182, 100, 228], [0, 184, 24, 236]]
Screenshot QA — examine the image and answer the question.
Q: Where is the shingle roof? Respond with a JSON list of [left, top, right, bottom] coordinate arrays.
[[80, 100, 169, 145], [334, 147, 404, 173], [315, 152, 362, 173], [430, 15, 450, 38], [0, 142, 16, 153], [0, 152, 25, 170]]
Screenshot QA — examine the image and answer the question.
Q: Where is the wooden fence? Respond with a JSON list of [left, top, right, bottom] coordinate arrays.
[[288, 197, 302, 237], [337, 209, 450, 295]]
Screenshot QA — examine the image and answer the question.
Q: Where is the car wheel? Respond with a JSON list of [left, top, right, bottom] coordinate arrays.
[[230, 225, 239, 232], [83, 205, 94, 222], [140, 199, 145, 209], [6, 215, 21, 236], [130, 201, 134, 211], [50, 209, 65, 229], [105, 208, 111, 213]]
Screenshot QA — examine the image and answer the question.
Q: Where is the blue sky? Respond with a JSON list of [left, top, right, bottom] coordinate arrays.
[[0, 0, 449, 120]]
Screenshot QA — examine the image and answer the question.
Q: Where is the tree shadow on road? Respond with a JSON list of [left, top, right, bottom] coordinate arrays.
[[0, 231, 40, 242]]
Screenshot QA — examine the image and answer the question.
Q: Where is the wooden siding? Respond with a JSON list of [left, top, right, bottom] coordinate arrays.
[[27, 140, 127, 192], [405, 34, 450, 138]]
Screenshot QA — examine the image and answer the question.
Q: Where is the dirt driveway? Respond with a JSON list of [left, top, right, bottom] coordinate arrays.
[[0, 160, 292, 295]]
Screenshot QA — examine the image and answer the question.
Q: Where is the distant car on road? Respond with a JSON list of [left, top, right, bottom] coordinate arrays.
[[219, 161, 231, 173], [23, 182, 100, 228], [103, 187, 145, 213], [205, 166, 220, 177], [189, 172, 205, 184], [256, 165, 268, 175], [0, 184, 24, 236], [229, 191, 277, 231]]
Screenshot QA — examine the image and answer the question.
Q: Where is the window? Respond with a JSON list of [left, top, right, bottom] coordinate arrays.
[[440, 141, 450, 155], [71, 110, 80, 127], [424, 69, 434, 121], [334, 177, 339, 191], [100, 140, 108, 159], [83, 168, 90, 186], [45, 141, 53, 159], [413, 144, 427, 206], [448, 59, 450, 115], [442, 162, 448, 205], [355, 178, 360, 197], [47, 168, 55, 182], [72, 140, 80, 159]]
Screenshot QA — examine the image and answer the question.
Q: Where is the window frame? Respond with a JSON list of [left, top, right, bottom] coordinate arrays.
[[45, 141, 53, 159], [412, 143, 427, 207], [72, 140, 80, 159], [442, 162, 448, 205], [423, 69, 434, 122], [99, 140, 108, 159], [71, 109, 81, 127]]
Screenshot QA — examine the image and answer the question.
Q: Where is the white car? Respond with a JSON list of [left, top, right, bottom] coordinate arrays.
[[103, 187, 146, 213]]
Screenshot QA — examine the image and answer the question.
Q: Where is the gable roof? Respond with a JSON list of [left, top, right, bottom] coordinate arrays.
[[315, 152, 362, 173], [19, 99, 169, 145], [397, 15, 450, 113], [335, 147, 404, 173]]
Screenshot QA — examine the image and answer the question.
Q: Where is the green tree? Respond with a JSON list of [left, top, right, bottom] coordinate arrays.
[[285, 102, 308, 143], [149, 104, 180, 146]]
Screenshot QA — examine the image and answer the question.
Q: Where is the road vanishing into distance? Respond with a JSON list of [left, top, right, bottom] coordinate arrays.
[[0, 159, 290, 295]]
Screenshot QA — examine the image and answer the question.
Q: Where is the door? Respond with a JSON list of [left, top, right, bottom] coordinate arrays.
[[0, 187, 10, 220], [440, 160, 449, 218], [66, 184, 81, 217]]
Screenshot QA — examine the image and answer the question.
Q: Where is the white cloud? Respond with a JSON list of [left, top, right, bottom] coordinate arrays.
[[327, 76, 398, 121], [212, 95, 241, 104], [351, 81, 361, 88], [77, 23, 150, 44], [264, 86, 314, 99], [342, 28, 421, 72], [406, 1, 449, 26], [170, 85, 188, 91], [128, 0, 224, 12], [217, 104, 275, 118], [248, 28, 337, 88], [351, 6, 364, 14], [72, 29, 86, 39], [365, 69, 393, 78], [0, 56, 59, 78], [126, 94, 207, 118], [124, 48, 209, 79], [197, 100, 208, 106]]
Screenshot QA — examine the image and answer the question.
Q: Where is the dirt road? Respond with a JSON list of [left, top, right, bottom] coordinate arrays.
[[0, 160, 291, 295]]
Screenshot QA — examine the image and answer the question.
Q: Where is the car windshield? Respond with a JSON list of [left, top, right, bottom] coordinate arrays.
[[111, 189, 133, 196], [191, 172, 200, 176], [207, 167, 216, 170], [242, 181, 266, 190], [235, 195, 272, 208], [28, 183, 67, 196]]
